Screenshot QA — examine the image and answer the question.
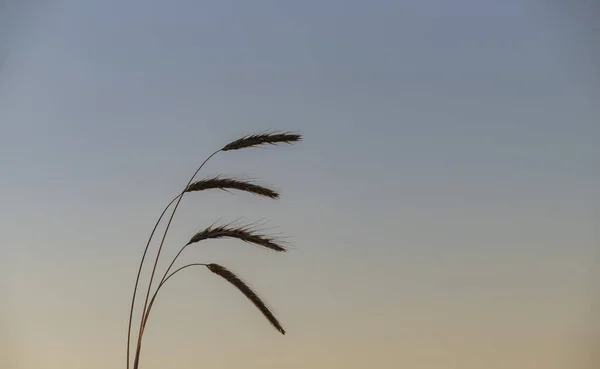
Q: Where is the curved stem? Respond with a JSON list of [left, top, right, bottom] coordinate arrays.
[[133, 263, 208, 369], [157, 245, 188, 290], [143, 263, 208, 332], [126, 194, 179, 369], [133, 150, 220, 369]]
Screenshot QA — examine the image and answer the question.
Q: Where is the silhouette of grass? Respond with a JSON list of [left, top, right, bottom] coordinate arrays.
[[126, 131, 301, 369]]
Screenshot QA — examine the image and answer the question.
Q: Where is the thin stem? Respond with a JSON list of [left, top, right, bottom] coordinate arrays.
[[135, 242, 189, 332], [126, 194, 179, 369], [133, 263, 209, 369], [133, 150, 220, 369], [157, 245, 188, 289], [143, 263, 208, 332]]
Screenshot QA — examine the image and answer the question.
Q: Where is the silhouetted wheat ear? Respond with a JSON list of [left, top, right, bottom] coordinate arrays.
[[206, 263, 285, 335], [185, 176, 279, 199], [221, 132, 302, 151], [185, 223, 287, 252]]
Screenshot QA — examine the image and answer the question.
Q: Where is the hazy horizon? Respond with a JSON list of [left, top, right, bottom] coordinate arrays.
[[1, 1, 598, 368]]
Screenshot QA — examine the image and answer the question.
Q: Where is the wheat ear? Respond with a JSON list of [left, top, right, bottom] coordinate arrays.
[[142, 263, 285, 336], [207, 263, 285, 334], [221, 131, 302, 151], [153, 221, 287, 304], [186, 223, 287, 251], [185, 176, 279, 199]]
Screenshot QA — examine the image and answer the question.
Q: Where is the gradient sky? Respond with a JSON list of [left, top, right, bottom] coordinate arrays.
[[1, 1, 598, 368]]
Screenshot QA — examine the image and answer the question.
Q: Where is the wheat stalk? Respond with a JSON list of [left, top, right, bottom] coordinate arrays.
[[142, 263, 285, 337], [127, 172, 280, 367], [140, 221, 288, 330], [128, 131, 301, 369]]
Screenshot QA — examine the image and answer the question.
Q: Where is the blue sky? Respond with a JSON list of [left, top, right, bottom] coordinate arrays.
[[1, 1, 598, 368]]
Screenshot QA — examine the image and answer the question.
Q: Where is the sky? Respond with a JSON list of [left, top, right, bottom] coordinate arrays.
[[0, 0, 598, 368]]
